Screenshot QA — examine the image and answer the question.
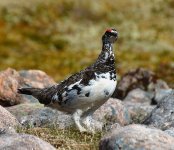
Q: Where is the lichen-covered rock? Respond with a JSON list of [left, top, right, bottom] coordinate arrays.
[[153, 89, 173, 104], [143, 91, 174, 130], [125, 102, 155, 123], [149, 79, 172, 104], [0, 133, 56, 150], [99, 124, 174, 150], [0, 68, 55, 106], [0, 127, 16, 135], [165, 127, 174, 138], [6, 103, 44, 120], [0, 105, 20, 133], [93, 98, 131, 127], [20, 107, 73, 129], [123, 88, 153, 104], [112, 68, 156, 99]]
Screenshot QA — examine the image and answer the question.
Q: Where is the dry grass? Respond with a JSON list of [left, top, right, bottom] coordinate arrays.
[[17, 127, 103, 150]]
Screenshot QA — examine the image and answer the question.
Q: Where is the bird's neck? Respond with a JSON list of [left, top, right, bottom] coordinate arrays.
[[93, 42, 116, 72], [97, 43, 115, 64]]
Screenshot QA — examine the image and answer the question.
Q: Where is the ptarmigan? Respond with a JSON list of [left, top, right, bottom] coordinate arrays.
[[18, 29, 118, 132]]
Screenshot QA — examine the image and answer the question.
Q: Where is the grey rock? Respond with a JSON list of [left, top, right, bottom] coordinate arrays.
[[0, 133, 56, 150], [112, 68, 156, 99], [149, 79, 170, 91], [123, 88, 153, 104], [0, 105, 20, 133], [165, 127, 174, 137], [20, 107, 73, 129], [99, 124, 174, 150], [125, 102, 155, 123], [93, 98, 131, 128], [144, 91, 174, 130], [0, 127, 16, 135], [104, 123, 121, 133], [149, 79, 171, 104], [153, 89, 173, 104], [22, 95, 39, 103], [6, 103, 44, 120]]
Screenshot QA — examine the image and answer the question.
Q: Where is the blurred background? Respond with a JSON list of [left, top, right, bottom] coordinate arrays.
[[0, 0, 173, 87]]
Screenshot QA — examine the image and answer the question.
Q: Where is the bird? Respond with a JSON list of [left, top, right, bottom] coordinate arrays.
[[17, 28, 118, 132]]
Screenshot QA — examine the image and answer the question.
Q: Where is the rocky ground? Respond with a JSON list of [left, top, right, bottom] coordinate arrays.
[[0, 67, 174, 150]]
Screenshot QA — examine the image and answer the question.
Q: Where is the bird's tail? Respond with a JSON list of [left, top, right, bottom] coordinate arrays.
[[17, 87, 40, 96], [17, 87, 52, 105]]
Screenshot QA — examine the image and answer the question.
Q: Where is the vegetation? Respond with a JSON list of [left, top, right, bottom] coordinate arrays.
[[0, 0, 173, 87], [1, 0, 174, 149], [17, 127, 103, 149]]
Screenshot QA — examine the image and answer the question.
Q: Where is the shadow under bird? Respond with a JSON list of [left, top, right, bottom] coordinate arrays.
[[18, 29, 118, 132]]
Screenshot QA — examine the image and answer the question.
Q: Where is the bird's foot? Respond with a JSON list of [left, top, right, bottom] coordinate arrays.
[[78, 126, 87, 133], [82, 116, 96, 133]]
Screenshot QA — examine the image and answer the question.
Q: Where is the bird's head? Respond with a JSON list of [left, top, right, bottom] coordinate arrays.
[[102, 28, 118, 44]]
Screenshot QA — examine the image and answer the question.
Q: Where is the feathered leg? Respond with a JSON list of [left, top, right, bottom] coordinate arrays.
[[82, 104, 104, 133], [73, 109, 87, 132], [83, 115, 94, 132]]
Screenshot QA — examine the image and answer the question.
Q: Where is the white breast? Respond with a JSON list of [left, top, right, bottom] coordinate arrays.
[[51, 72, 117, 112], [82, 72, 117, 101]]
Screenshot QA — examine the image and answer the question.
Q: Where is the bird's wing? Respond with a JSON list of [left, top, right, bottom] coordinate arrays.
[[39, 68, 97, 105]]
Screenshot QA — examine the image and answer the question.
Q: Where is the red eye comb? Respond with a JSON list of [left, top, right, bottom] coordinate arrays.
[[106, 29, 112, 32]]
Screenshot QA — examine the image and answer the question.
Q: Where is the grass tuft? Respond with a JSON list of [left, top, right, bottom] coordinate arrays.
[[17, 126, 103, 150]]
